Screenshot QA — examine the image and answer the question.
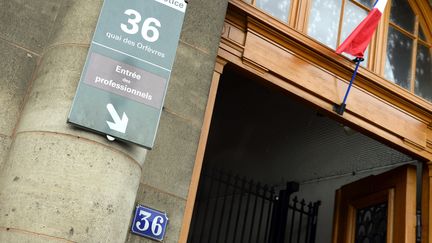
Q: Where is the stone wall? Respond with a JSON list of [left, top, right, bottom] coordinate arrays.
[[0, 0, 228, 242]]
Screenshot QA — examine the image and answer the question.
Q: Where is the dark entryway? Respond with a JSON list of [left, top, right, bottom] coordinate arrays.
[[187, 65, 419, 243]]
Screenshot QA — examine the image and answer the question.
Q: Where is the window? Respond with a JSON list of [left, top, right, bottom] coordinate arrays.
[[308, 0, 342, 49], [243, 0, 293, 22], [255, 0, 292, 22], [307, 0, 376, 67], [242, 0, 432, 102], [384, 0, 432, 101], [415, 39, 432, 101], [338, 0, 371, 65]]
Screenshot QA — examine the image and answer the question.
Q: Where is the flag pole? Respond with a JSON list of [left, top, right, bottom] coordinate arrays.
[[333, 57, 364, 115]]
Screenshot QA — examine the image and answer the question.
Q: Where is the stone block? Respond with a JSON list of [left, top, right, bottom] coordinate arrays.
[[0, 228, 71, 243], [48, 0, 103, 47], [15, 46, 87, 133], [164, 42, 214, 126], [0, 132, 141, 243], [16, 45, 147, 164], [0, 40, 37, 137], [0, 0, 61, 53], [180, 0, 229, 56], [141, 110, 200, 199], [125, 184, 186, 243], [0, 136, 11, 171]]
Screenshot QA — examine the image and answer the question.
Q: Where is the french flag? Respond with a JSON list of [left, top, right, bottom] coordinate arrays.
[[336, 0, 388, 58]]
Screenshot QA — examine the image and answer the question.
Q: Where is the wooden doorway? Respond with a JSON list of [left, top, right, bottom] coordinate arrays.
[[332, 165, 417, 243]]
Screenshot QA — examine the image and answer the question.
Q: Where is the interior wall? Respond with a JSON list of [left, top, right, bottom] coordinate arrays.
[[202, 66, 417, 243]]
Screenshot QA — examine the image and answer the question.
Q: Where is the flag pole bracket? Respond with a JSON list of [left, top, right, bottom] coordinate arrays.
[[333, 57, 364, 116], [333, 103, 347, 116]]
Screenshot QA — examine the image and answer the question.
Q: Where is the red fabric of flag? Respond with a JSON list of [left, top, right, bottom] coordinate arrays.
[[336, 8, 383, 58]]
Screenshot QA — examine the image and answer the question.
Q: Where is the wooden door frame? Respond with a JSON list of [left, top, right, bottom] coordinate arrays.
[[332, 165, 416, 243], [346, 189, 395, 243], [178, 57, 227, 242]]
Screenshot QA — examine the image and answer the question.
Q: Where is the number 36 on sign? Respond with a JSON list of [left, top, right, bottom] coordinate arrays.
[[131, 205, 169, 241]]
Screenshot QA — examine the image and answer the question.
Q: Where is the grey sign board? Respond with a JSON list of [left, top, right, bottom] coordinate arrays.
[[68, 0, 187, 149]]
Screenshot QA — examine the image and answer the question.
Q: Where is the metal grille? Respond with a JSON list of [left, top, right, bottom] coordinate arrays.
[[187, 169, 321, 243]]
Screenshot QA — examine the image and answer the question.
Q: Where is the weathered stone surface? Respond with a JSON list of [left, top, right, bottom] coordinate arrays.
[[0, 0, 61, 53], [0, 132, 141, 243], [48, 0, 103, 47], [125, 184, 186, 243], [141, 110, 200, 199], [164, 42, 214, 127], [0, 136, 11, 171], [0, 40, 37, 137], [180, 0, 228, 56], [2, 44, 146, 243], [0, 229, 73, 243]]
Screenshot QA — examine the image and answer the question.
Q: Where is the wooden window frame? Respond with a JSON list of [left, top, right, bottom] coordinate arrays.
[[248, 0, 298, 25], [383, 0, 420, 93], [239, 0, 432, 102]]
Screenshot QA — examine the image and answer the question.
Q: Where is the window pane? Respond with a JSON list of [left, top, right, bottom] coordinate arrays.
[[341, 1, 368, 41], [415, 44, 432, 102], [384, 26, 413, 90], [419, 26, 427, 42], [341, 1, 369, 65], [243, 0, 253, 4], [307, 0, 342, 49], [390, 0, 415, 33], [354, 0, 373, 9], [256, 0, 291, 22]]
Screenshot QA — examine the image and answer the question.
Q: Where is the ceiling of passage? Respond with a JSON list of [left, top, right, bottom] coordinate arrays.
[[203, 66, 416, 185]]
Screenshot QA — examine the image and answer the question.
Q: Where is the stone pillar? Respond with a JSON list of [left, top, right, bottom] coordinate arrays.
[[0, 1, 146, 242], [0, 40, 35, 172]]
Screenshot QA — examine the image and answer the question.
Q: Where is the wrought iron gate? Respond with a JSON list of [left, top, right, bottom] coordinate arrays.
[[187, 169, 321, 243]]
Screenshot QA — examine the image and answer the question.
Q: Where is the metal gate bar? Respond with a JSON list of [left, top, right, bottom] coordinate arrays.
[[188, 169, 321, 243]]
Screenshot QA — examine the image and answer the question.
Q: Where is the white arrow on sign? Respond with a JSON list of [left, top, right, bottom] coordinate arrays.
[[106, 103, 128, 133]]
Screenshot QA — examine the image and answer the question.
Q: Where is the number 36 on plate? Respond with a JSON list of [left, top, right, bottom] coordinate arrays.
[[131, 205, 169, 241]]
